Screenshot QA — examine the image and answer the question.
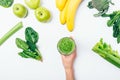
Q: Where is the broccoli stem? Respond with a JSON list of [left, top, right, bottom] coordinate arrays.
[[0, 22, 23, 45]]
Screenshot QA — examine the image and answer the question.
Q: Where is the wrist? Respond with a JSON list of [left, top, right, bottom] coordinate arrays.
[[65, 67, 73, 73], [65, 67, 75, 80]]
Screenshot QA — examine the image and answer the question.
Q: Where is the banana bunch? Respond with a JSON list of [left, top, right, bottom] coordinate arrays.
[[56, 0, 83, 32]]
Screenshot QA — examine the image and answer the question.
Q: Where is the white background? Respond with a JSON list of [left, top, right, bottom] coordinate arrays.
[[0, 0, 120, 80]]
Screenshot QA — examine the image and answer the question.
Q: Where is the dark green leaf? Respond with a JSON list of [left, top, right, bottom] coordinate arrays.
[[0, 0, 14, 8], [117, 34, 120, 43], [25, 27, 39, 44], [27, 41, 37, 52], [113, 25, 119, 38], [109, 11, 118, 19]]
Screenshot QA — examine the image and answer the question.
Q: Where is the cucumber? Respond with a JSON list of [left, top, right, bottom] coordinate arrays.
[[57, 37, 75, 55]]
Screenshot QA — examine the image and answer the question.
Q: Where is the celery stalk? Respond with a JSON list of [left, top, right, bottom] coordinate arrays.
[[93, 48, 120, 68], [0, 22, 23, 45], [92, 38, 120, 68]]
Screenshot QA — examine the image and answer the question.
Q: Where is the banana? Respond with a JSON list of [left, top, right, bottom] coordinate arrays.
[[60, 0, 70, 24], [56, 0, 68, 11], [66, 0, 82, 32]]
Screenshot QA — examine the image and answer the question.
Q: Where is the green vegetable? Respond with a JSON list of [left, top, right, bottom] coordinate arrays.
[[0, 22, 23, 45], [25, 27, 39, 44], [102, 11, 120, 43], [0, 0, 14, 8], [16, 38, 29, 51], [26, 41, 42, 60], [57, 37, 76, 55], [18, 52, 30, 58], [87, 0, 114, 17], [16, 27, 42, 61], [18, 50, 42, 60], [87, 0, 120, 43], [92, 38, 120, 68]]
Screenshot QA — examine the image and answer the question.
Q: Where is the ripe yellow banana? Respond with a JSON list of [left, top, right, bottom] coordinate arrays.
[[60, 0, 70, 24], [56, 0, 68, 11], [66, 0, 82, 32]]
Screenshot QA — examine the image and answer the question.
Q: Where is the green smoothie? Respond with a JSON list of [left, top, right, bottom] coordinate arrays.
[[57, 37, 76, 55]]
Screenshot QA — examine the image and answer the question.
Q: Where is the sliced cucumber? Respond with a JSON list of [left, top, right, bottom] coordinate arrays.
[[57, 37, 75, 55]]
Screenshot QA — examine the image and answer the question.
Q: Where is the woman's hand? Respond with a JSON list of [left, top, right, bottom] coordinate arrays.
[[61, 50, 76, 69], [61, 37, 76, 80]]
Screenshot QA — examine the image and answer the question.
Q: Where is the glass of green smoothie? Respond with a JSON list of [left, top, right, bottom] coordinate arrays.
[[57, 37, 76, 55]]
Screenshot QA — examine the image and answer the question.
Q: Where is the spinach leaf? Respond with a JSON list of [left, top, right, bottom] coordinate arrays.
[[18, 52, 30, 58], [26, 41, 37, 52], [25, 27, 39, 44], [16, 38, 29, 51], [0, 0, 14, 8], [16, 27, 42, 61], [23, 50, 42, 61]]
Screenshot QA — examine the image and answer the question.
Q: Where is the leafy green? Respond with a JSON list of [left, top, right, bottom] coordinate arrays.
[[26, 41, 37, 51], [18, 52, 30, 58], [92, 38, 120, 68], [102, 11, 120, 43], [0, 0, 14, 8], [16, 38, 29, 51], [0, 22, 23, 46], [87, 0, 120, 43], [22, 50, 41, 60], [16, 27, 42, 61], [87, 0, 114, 17], [25, 27, 39, 44]]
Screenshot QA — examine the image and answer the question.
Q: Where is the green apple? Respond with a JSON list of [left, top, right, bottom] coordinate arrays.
[[13, 3, 28, 18], [35, 7, 51, 22], [24, 0, 40, 9]]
